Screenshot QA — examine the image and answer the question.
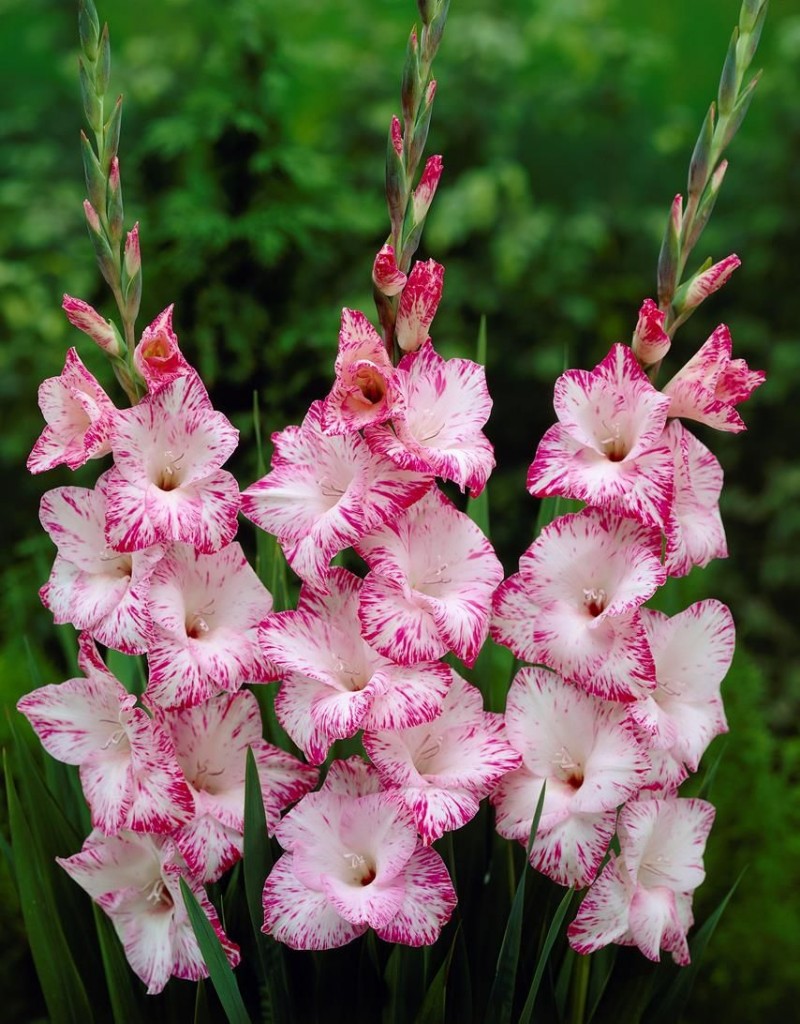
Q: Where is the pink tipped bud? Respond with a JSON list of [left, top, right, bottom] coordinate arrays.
[[108, 156, 120, 193], [372, 245, 408, 297], [410, 25, 418, 52], [390, 115, 404, 158], [631, 299, 670, 364], [412, 154, 443, 223], [124, 222, 141, 279], [425, 79, 437, 106], [134, 304, 192, 389], [62, 295, 123, 357], [670, 193, 683, 234], [83, 199, 101, 235], [395, 259, 445, 352], [684, 253, 741, 309]]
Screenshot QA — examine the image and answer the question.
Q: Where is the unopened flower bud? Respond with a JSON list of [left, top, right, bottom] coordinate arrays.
[[412, 154, 443, 223], [62, 295, 123, 357], [395, 259, 444, 352], [83, 199, 102, 236], [107, 157, 123, 244], [678, 254, 741, 312], [401, 28, 421, 125], [632, 299, 670, 365], [390, 115, 404, 159], [124, 222, 141, 280], [417, 0, 436, 26], [372, 245, 407, 297]]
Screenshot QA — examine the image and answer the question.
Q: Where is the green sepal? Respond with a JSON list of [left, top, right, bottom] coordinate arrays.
[[417, 0, 436, 27], [78, 0, 100, 60], [103, 96, 123, 173], [409, 90, 434, 177], [687, 102, 715, 199], [401, 27, 421, 128], [107, 175, 124, 247], [386, 124, 407, 237], [737, 0, 768, 72], [81, 130, 107, 214], [79, 57, 102, 133], [720, 69, 762, 151], [656, 200, 681, 308], [124, 268, 142, 321], [717, 28, 739, 116], [180, 879, 252, 1024], [425, 0, 450, 61], [96, 23, 111, 97]]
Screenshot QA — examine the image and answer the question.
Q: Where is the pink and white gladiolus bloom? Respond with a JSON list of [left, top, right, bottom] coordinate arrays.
[[492, 667, 650, 888], [28, 347, 116, 474], [628, 602, 733, 794], [156, 691, 317, 882], [145, 542, 276, 709], [394, 259, 444, 353], [57, 830, 239, 993], [321, 309, 396, 434], [242, 401, 431, 590], [526, 344, 674, 529], [38, 478, 164, 653], [357, 486, 504, 667], [663, 421, 728, 578], [260, 568, 451, 765], [492, 508, 665, 701], [133, 305, 192, 392], [364, 671, 522, 845], [17, 634, 193, 835], [262, 758, 457, 949], [663, 323, 765, 433], [103, 372, 240, 554], [365, 339, 495, 496], [568, 798, 716, 965]]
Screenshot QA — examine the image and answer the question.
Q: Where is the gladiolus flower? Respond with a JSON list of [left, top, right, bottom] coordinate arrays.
[[395, 259, 444, 353], [133, 305, 192, 391], [321, 309, 396, 434], [632, 298, 671, 365], [62, 295, 122, 357]]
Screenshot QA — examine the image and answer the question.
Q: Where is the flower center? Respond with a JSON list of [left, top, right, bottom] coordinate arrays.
[[552, 746, 584, 790], [582, 587, 607, 617], [144, 878, 173, 910], [342, 851, 377, 886], [414, 732, 444, 775], [598, 422, 628, 462], [192, 758, 225, 794], [155, 449, 185, 490], [353, 365, 386, 405]]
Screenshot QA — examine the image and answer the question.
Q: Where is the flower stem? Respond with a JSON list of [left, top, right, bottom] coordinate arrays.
[[567, 951, 591, 1024]]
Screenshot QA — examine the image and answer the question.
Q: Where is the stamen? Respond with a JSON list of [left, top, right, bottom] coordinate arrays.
[[582, 587, 607, 617]]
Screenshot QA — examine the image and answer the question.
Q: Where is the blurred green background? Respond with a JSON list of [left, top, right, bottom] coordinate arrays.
[[1, 0, 799, 1019]]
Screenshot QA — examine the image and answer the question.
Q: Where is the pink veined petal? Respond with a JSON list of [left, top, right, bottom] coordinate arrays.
[[490, 573, 541, 663], [365, 341, 495, 496], [358, 571, 448, 665], [321, 871, 406, 930], [357, 487, 503, 666], [530, 810, 618, 888], [80, 753, 135, 834], [133, 304, 193, 391], [628, 885, 689, 964], [567, 856, 633, 955], [28, 348, 115, 474], [322, 756, 384, 798], [172, 814, 243, 883], [163, 876, 241, 985], [243, 402, 430, 588], [274, 675, 348, 765], [358, 661, 452, 733], [398, 785, 481, 846], [56, 830, 162, 902], [262, 854, 367, 950], [322, 308, 395, 434], [125, 715, 195, 834], [618, 797, 716, 891], [374, 845, 457, 945]]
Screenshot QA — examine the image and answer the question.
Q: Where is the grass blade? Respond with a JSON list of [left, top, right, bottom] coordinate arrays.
[[518, 887, 575, 1024], [180, 878, 252, 1024]]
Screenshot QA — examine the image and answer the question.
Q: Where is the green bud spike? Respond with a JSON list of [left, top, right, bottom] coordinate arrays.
[[417, 0, 436, 26], [721, 70, 761, 150], [409, 97, 434, 176], [386, 126, 406, 239], [718, 28, 739, 116], [79, 57, 102, 133], [96, 24, 111, 98], [737, 2, 768, 72], [688, 103, 715, 199], [401, 27, 421, 127], [88, 223, 119, 290], [425, 0, 450, 62], [657, 202, 681, 308], [102, 96, 123, 173], [107, 176, 124, 247], [124, 271, 142, 322], [739, 0, 767, 38], [80, 130, 106, 214], [685, 160, 728, 253], [78, 0, 100, 60]]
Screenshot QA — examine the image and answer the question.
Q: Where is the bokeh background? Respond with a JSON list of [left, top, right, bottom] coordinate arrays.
[[2, 0, 799, 1019]]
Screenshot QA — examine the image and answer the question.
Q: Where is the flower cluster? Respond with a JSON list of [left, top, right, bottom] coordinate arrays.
[[490, 270, 763, 964], [20, 308, 317, 992], [246, 237, 522, 948]]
